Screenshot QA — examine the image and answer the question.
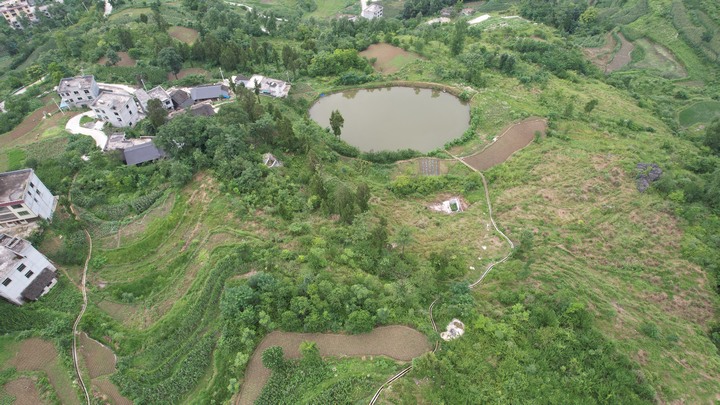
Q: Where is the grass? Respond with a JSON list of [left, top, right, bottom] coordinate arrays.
[[168, 26, 199, 44], [678, 100, 720, 127], [4, 148, 25, 171]]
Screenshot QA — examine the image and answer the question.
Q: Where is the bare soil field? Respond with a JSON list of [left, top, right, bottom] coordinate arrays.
[[79, 333, 116, 378], [0, 98, 78, 149], [8, 338, 80, 405], [98, 52, 136, 67], [607, 33, 634, 72], [237, 325, 430, 405], [93, 378, 132, 405], [462, 118, 547, 171], [4, 377, 43, 405], [359, 44, 421, 74], [169, 26, 199, 44], [169, 67, 210, 81]]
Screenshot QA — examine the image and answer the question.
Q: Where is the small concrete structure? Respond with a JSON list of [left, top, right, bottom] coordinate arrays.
[[104, 133, 153, 152], [58, 75, 100, 109], [428, 197, 463, 214], [263, 153, 283, 168], [468, 14, 490, 25], [91, 92, 140, 128], [361, 3, 383, 20], [123, 141, 166, 166], [0, 0, 51, 29], [440, 319, 465, 341], [190, 84, 230, 102], [0, 169, 57, 228], [0, 233, 57, 305]]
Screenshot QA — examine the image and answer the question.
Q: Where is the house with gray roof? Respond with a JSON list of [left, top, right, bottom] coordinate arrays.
[[0, 233, 57, 305], [190, 84, 229, 102], [58, 75, 100, 109], [123, 141, 166, 166], [169, 89, 193, 109], [135, 86, 173, 112]]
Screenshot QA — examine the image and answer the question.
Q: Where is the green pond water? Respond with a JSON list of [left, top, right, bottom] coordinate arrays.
[[309, 87, 470, 153]]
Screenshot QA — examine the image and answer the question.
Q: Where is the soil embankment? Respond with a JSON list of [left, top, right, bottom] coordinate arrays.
[[237, 325, 430, 405], [462, 118, 547, 171]]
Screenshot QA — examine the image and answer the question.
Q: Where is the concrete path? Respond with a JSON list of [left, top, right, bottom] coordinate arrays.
[[66, 112, 108, 150]]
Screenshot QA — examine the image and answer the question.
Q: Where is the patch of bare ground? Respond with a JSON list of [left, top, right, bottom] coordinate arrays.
[[1, 99, 81, 146], [98, 52, 136, 67], [237, 326, 430, 405], [79, 333, 116, 378], [92, 378, 132, 405], [4, 377, 43, 405], [8, 339, 80, 405], [607, 32, 634, 72], [169, 68, 209, 81], [168, 26, 199, 44], [461, 118, 547, 171], [584, 32, 617, 72], [359, 43, 421, 74]]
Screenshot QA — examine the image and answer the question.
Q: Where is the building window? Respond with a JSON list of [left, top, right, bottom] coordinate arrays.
[[25, 270, 34, 278], [2, 278, 11, 287], [17, 264, 26, 272], [36, 190, 41, 196], [29, 182, 35, 188], [84, 90, 89, 94], [33, 197, 38, 202], [114, 112, 119, 116], [77, 97, 83, 100], [73, 91, 79, 94], [11, 204, 23, 209], [16, 210, 30, 216]]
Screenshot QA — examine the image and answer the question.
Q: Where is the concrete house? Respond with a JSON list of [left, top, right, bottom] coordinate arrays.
[[233, 74, 251, 87], [135, 86, 173, 112], [190, 84, 230, 102], [245, 75, 291, 98], [91, 92, 140, 128], [0, 233, 57, 305], [169, 89, 193, 110], [0, 169, 57, 228], [58, 75, 100, 109], [361, 3, 383, 20], [0, 0, 50, 29]]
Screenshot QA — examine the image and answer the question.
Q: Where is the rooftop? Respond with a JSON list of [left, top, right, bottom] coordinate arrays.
[[58, 75, 96, 93], [0, 169, 32, 205], [92, 92, 134, 109], [105, 133, 153, 151], [21, 267, 55, 301], [364, 3, 382, 12], [124, 141, 166, 166], [136, 86, 170, 105], [190, 84, 229, 101], [0, 233, 28, 279]]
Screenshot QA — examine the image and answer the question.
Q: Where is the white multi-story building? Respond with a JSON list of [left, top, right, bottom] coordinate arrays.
[[0, 169, 57, 228], [0, 0, 50, 29], [361, 3, 383, 20], [0, 234, 57, 305], [91, 92, 140, 128], [58, 75, 101, 109]]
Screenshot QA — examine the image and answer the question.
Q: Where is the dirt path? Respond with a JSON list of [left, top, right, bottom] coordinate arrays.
[[238, 326, 430, 405], [69, 175, 92, 405], [461, 118, 546, 171], [370, 147, 517, 404]]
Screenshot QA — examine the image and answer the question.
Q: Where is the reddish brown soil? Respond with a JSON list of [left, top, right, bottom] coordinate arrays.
[[79, 333, 117, 378], [4, 377, 43, 405], [359, 43, 420, 74], [237, 326, 430, 405], [607, 33, 634, 72], [462, 118, 547, 171], [98, 52, 136, 67], [9, 338, 57, 371], [93, 379, 132, 405]]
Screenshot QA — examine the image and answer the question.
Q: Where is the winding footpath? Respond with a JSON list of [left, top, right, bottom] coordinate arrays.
[[369, 159, 514, 404], [69, 180, 92, 405]]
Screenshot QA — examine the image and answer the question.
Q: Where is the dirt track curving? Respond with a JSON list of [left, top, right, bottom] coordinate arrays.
[[237, 325, 430, 405], [607, 33, 634, 73], [462, 118, 547, 171]]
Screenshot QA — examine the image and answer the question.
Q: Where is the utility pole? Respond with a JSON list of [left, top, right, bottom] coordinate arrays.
[[140, 78, 148, 91], [53, 98, 65, 116], [219, 67, 225, 82]]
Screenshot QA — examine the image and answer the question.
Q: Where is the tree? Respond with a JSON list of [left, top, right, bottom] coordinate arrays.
[[147, 99, 168, 130], [261, 346, 286, 371], [158, 47, 183, 79], [705, 118, 720, 154], [393, 225, 415, 255], [253, 79, 261, 104], [356, 182, 370, 212], [299, 341, 322, 368], [450, 19, 468, 56], [105, 49, 121, 66], [334, 185, 356, 224], [584, 98, 598, 114], [329, 110, 344, 137], [346, 309, 374, 333]]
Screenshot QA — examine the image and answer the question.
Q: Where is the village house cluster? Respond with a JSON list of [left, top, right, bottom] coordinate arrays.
[[0, 0, 52, 29], [0, 169, 59, 305]]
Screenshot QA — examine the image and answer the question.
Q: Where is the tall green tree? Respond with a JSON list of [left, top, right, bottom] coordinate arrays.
[[329, 110, 344, 137], [393, 226, 415, 255], [450, 19, 468, 56], [158, 47, 183, 79], [356, 182, 370, 212], [147, 98, 168, 130]]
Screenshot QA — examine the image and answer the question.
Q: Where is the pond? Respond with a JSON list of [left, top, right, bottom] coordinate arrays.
[[309, 87, 470, 153]]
